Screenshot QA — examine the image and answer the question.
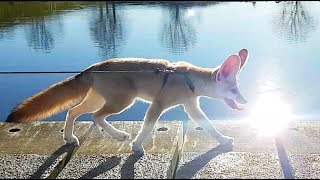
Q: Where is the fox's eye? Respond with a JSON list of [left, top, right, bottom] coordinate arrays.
[[230, 88, 237, 94]]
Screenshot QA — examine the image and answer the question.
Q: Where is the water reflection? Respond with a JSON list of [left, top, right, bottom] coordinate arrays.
[[0, 2, 82, 51], [0, 26, 15, 40], [24, 18, 55, 52], [272, 1, 318, 43], [160, 4, 198, 55], [89, 2, 126, 59], [252, 2, 256, 8]]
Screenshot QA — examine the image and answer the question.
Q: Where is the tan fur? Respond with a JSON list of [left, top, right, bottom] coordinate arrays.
[[86, 58, 213, 78], [6, 73, 91, 122]]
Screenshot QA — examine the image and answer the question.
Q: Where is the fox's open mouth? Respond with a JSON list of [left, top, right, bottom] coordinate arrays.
[[223, 98, 244, 110]]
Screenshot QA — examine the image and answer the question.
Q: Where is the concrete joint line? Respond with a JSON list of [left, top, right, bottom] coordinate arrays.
[[168, 120, 189, 179]]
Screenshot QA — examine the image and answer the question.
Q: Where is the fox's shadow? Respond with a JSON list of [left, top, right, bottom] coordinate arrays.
[[79, 156, 122, 179], [29, 143, 231, 179], [29, 144, 76, 179], [79, 153, 142, 179], [29, 143, 143, 179], [175, 143, 233, 179]]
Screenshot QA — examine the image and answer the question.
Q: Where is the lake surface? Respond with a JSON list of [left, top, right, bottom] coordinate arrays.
[[1, 1, 320, 122]]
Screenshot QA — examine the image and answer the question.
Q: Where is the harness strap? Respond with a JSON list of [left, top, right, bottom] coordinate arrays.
[[154, 68, 195, 92]]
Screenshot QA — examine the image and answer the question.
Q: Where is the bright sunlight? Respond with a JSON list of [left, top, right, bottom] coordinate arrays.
[[187, 9, 195, 17], [247, 93, 293, 137]]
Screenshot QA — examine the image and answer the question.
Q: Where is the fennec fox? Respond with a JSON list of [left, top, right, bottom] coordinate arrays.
[[6, 49, 249, 155]]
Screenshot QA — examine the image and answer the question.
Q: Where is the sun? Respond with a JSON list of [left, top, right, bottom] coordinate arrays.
[[247, 93, 293, 137], [187, 9, 195, 17]]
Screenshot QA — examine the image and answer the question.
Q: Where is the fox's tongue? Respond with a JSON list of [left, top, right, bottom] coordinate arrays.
[[223, 98, 243, 110]]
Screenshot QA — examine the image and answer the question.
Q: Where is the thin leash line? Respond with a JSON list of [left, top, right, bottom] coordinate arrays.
[[0, 69, 176, 74]]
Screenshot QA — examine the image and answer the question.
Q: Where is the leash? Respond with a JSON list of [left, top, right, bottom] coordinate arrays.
[[0, 68, 195, 92]]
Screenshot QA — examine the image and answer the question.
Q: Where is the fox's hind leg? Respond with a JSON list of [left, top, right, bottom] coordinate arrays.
[[92, 95, 136, 141], [64, 88, 105, 146]]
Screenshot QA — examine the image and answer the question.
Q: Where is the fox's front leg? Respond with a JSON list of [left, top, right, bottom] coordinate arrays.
[[183, 99, 234, 145], [131, 101, 163, 155]]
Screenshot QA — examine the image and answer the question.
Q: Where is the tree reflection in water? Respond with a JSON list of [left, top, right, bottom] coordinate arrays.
[[89, 2, 126, 59], [272, 1, 318, 43], [160, 4, 197, 55], [25, 18, 54, 52], [0, 2, 79, 52]]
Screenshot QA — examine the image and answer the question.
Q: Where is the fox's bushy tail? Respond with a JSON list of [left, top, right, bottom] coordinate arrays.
[[6, 73, 92, 123]]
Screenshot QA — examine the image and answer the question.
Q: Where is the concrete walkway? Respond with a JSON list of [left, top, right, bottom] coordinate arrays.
[[0, 120, 319, 179]]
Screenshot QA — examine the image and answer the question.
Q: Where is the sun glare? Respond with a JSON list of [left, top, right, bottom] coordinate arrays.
[[187, 9, 195, 17], [247, 93, 293, 137]]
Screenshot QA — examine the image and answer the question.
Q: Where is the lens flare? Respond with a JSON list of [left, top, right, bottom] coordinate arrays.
[[247, 93, 293, 137]]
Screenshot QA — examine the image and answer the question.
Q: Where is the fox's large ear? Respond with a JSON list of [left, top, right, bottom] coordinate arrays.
[[216, 55, 241, 82], [238, 48, 248, 70]]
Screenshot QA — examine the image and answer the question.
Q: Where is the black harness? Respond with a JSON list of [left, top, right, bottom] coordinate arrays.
[[154, 68, 195, 92]]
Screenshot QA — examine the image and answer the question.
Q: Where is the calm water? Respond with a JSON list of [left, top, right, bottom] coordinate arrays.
[[1, 1, 320, 122]]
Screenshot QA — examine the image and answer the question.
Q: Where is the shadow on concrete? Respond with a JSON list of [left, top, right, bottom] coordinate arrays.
[[275, 136, 295, 179], [29, 144, 76, 179], [175, 143, 233, 179], [120, 153, 143, 179], [79, 156, 121, 179]]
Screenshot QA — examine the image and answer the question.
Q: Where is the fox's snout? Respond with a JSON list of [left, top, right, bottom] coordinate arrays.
[[236, 94, 247, 104]]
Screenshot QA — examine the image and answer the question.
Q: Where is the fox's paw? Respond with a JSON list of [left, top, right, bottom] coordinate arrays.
[[218, 135, 234, 146], [64, 134, 80, 146], [113, 131, 131, 141], [130, 142, 145, 156]]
